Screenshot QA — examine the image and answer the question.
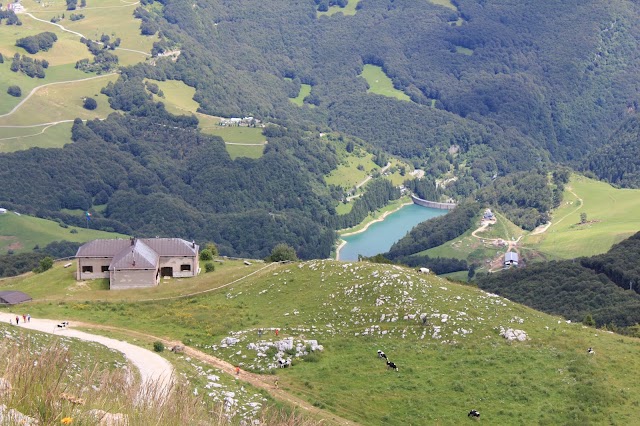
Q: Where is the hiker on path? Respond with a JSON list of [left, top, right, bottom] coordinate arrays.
[[15, 316, 19, 325], [22, 314, 26, 323], [235, 366, 240, 375], [27, 314, 30, 323], [275, 329, 279, 337]]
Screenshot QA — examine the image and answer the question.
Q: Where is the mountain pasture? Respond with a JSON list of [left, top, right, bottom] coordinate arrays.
[[0, 213, 125, 254], [0, 73, 117, 127], [0, 14, 88, 67], [145, 78, 199, 115], [525, 175, 640, 259], [0, 121, 73, 152], [360, 65, 411, 102], [0, 61, 88, 115], [6, 260, 640, 425], [22, 0, 157, 56]]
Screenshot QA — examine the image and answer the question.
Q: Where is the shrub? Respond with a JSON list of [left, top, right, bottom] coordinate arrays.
[[204, 262, 215, 273], [7, 85, 21, 97], [205, 242, 219, 256], [33, 257, 54, 274], [153, 341, 164, 352], [83, 97, 97, 110], [267, 243, 298, 262], [199, 249, 213, 261]]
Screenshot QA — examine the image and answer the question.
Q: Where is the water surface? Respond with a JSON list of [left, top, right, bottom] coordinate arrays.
[[338, 204, 446, 261]]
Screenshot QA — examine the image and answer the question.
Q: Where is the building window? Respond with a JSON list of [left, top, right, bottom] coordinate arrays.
[[180, 264, 191, 272], [82, 266, 93, 273], [101, 265, 109, 272]]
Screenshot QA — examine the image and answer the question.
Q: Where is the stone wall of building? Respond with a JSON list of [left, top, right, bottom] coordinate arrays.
[[110, 269, 159, 289]]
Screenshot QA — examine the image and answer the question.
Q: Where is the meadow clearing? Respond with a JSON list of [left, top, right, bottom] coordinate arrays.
[[360, 65, 411, 101], [317, 0, 361, 17], [289, 83, 312, 106]]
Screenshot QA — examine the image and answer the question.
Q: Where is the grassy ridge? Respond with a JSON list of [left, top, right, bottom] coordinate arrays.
[[525, 175, 640, 259], [0, 213, 126, 254], [5, 259, 640, 424]]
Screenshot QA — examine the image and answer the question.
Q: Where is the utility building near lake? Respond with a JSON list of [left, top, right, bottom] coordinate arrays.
[[76, 238, 199, 289]]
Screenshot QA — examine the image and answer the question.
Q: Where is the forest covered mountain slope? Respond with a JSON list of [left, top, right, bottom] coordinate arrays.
[[2, 0, 640, 258]]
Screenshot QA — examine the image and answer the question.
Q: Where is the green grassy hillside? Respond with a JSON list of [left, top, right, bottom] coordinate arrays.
[[0, 0, 154, 151], [525, 175, 640, 259], [6, 259, 640, 425], [0, 122, 73, 152], [0, 213, 126, 254]]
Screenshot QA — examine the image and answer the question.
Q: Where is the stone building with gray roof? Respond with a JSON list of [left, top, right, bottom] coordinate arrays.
[[76, 238, 199, 289]]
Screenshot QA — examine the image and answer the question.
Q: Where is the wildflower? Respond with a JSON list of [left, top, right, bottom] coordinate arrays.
[[61, 417, 73, 424]]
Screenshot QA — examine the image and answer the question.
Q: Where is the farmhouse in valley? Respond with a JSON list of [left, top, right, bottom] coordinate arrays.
[[76, 238, 199, 290]]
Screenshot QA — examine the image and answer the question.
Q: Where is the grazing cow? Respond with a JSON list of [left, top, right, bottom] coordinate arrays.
[[277, 359, 291, 368], [587, 347, 595, 355], [386, 361, 398, 371], [377, 350, 387, 360], [468, 409, 480, 418]]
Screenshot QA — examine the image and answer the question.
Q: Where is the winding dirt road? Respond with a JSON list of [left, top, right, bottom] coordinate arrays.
[[0, 315, 357, 425], [0, 313, 174, 399]]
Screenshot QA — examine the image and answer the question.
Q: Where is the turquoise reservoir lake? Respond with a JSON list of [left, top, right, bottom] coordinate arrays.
[[338, 204, 447, 261]]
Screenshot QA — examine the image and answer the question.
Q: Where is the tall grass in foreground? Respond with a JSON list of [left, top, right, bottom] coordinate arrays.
[[0, 336, 320, 425]]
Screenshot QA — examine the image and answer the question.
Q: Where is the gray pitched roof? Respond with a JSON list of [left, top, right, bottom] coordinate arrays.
[[76, 238, 198, 258], [75, 239, 132, 257], [110, 240, 159, 270], [140, 238, 198, 256], [0, 291, 32, 305], [505, 251, 519, 261]]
